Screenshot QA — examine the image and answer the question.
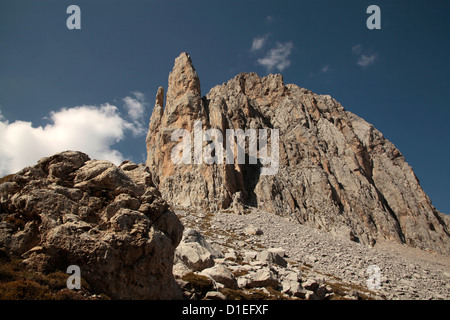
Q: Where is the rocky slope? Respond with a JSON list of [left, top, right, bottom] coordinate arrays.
[[175, 206, 450, 300], [0, 151, 183, 299], [146, 52, 449, 255]]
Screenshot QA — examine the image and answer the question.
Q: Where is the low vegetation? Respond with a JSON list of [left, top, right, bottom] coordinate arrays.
[[0, 254, 108, 300], [0, 174, 15, 185], [219, 287, 290, 300], [181, 272, 214, 296]]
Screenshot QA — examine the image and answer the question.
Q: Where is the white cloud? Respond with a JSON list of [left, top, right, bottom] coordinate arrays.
[[251, 35, 269, 52], [0, 103, 139, 176], [131, 91, 145, 102], [257, 42, 294, 73], [357, 54, 377, 68], [352, 44, 377, 68], [265, 15, 274, 23], [352, 44, 363, 55], [122, 91, 147, 136]]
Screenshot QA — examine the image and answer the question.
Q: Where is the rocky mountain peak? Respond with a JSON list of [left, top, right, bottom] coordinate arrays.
[[0, 53, 448, 301], [167, 52, 201, 101], [210, 72, 288, 105], [145, 53, 449, 255]]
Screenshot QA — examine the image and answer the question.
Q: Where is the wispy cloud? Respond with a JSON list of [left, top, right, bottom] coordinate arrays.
[[257, 41, 294, 73], [352, 44, 363, 55], [251, 34, 270, 52], [352, 44, 378, 68], [357, 54, 377, 68], [122, 91, 147, 136], [265, 15, 275, 23]]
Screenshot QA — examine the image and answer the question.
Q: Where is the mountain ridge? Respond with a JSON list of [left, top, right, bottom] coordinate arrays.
[[145, 52, 449, 255], [0, 52, 448, 301]]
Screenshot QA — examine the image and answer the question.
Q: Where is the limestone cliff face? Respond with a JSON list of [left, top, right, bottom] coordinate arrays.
[[146, 53, 449, 255], [145, 53, 245, 210]]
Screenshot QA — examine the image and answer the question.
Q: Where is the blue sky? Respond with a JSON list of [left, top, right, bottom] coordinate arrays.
[[0, 0, 449, 214]]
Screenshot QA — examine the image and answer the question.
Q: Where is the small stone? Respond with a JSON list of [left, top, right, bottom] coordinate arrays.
[[302, 279, 319, 292], [205, 291, 227, 300], [257, 250, 288, 267], [305, 290, 320, 300], [200, 264, 238, 289], [243, 251, 258, 262], [244, 225, 263, 236], [246, 268, 279, 289]]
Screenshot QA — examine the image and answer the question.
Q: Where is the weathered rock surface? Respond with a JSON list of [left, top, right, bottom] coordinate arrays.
[[188, 207, 449, 300], [257, 249, 287, 267], [176, 207, 450, 300], [200, 264, 238, 289], [173, 214, 336, 300], [0, 151, 184, 299], [146, 52, 449, 255], [174, 228, 221, 272]]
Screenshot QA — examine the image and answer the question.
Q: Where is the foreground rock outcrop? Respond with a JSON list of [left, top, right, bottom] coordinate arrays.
[[146, 52, 449, 255], [0, 151, 184, 299]]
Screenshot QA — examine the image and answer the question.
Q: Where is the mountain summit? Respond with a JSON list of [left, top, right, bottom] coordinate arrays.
[[0, 53, 448, 301], [146, 52, 449, 255]]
